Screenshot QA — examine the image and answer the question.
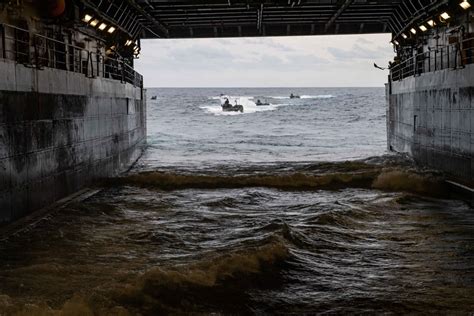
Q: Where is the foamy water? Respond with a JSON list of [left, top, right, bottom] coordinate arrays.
[[202, 96, 282, 115], [271, 94, 334, 99]]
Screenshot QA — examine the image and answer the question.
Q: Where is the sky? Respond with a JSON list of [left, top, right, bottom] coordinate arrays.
[[135, 33, 393, 88]]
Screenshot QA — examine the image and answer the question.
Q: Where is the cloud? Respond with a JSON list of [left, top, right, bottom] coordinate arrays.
[[327, 43, 390, 60], [357, 37, 374, 45], [135, 34, 393, 87], [169, 44, 233, 62], [262, 39, 298, 52]]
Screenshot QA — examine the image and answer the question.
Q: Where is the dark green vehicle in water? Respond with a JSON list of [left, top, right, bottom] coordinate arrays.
[[222, 98, 244, 112]]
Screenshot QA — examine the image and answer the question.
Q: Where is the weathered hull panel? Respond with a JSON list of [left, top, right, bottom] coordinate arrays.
[[387, 64, 474, 181], [0, 59, 146, 223]]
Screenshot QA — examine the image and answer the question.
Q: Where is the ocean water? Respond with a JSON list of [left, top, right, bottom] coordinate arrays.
[[141, 87, 387, 168], [1, 88, 474, 315]]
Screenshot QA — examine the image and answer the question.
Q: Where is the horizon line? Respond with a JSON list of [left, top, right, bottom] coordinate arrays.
[[144, 86, 385, 89]]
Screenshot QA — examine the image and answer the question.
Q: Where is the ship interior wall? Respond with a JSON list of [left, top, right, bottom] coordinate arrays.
[[0, 60, 146, 223], [388, 64, 474, 181]]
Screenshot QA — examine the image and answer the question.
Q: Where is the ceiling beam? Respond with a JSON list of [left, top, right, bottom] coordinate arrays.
[[126, 0, 170, 37], [324, 0, 354, 32]]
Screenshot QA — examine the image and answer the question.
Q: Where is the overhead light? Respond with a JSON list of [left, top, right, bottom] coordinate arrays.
[[107, 26, 116, 34], [460, 1, 471, 9], [82, 14, 93, 23], [419, 25, 428, 32], [392, 40, 400, 46], [427, 20, 436, 27], [125, 39, 133, 46], [401, 33, 408, 39], [98, 23, 107, 31], [89, 19, 99, 27], [410, 28, 417, 34], [440, 12, 451, 20]]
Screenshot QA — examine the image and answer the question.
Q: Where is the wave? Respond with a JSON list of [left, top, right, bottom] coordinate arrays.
[[0, 239, 288, 314], [309, 205, 371, 229], [111, 160, 447, 197], [301, 95, 334, 99], [0, 240, 289, 315], [372, 170, 447, 197], [0, 293, 129, 316], [348, 115, 362, 123], [115, 239, 289, 313], [111, 170, 380, 191]]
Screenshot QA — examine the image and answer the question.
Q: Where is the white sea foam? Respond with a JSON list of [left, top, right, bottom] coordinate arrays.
[[201, 96, 280, 116], [301, 95, 334, 99], [270, 95, 334, 99], [269, 94, 334, 100], [210, 96, 254, 100]]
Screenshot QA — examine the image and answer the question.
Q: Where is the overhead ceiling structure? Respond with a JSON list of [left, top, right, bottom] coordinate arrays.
[[89, 0, 446, 39], [80, 0, 169, 39]]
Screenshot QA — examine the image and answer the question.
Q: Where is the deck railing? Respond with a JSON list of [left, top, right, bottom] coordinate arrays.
[[0, 23, 143, 88], [391, 36, 474, 82]]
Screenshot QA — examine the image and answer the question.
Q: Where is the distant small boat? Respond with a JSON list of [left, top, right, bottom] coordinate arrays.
[[256, 99, 270, 106], [221, 98, 244, 113], [151, 96, 157, 100], [222, 103, 244, 113], [290, 94, 300, 99]]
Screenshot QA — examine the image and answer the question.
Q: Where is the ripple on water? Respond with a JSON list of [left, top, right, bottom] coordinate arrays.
[[0, 159, 473, 313]]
